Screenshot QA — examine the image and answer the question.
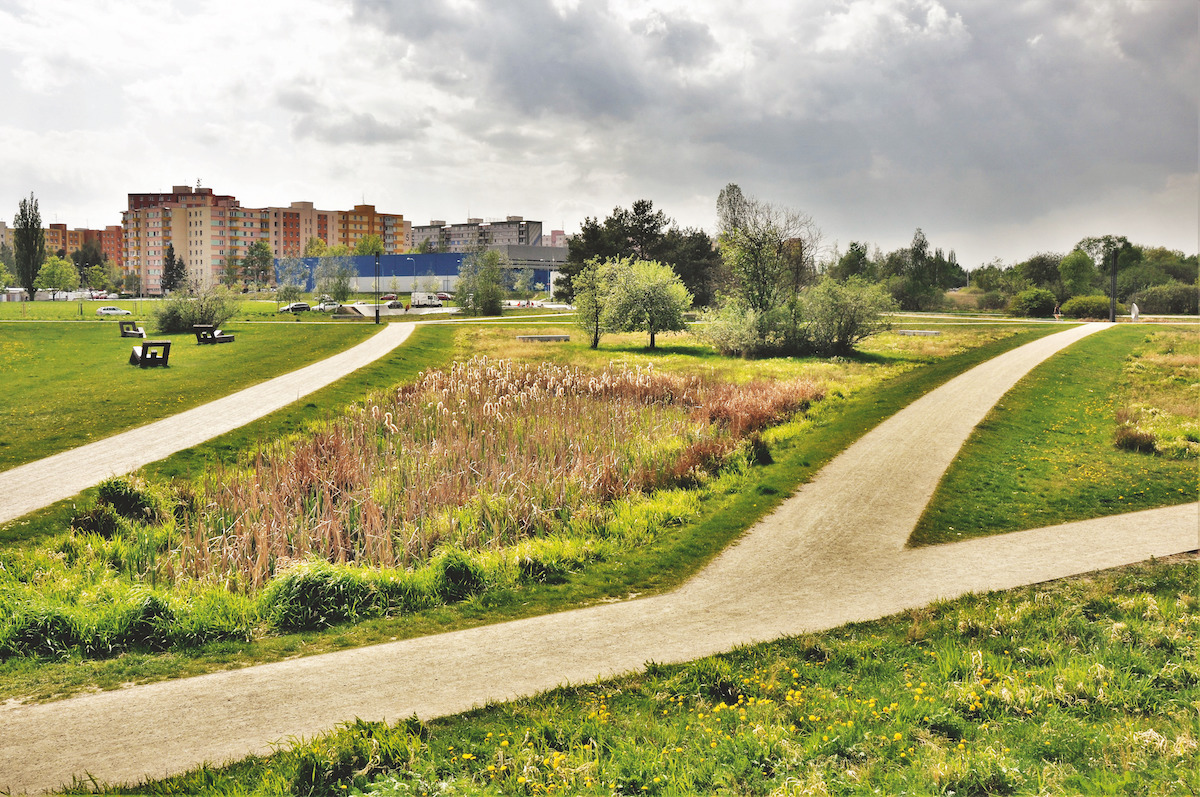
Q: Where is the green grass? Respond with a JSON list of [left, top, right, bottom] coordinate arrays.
[[76, 555, 1199, 796], [0, 321, 377, 470], [0, 325, 1064, 704], [910, 325, 1199, 546]]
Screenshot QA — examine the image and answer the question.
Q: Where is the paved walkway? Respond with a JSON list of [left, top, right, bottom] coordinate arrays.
[[0, 322, 415, 525], [1, 322, 1197, 794]]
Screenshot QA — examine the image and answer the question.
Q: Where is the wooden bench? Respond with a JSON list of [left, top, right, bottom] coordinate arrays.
[[118, 320, 146, 338], [130, 340, 171, 367], [516, 335, 570, 342], [193, 324, 235, 344]]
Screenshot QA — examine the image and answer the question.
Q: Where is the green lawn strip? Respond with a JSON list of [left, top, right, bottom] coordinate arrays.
[[0, 321, 378, 471], [0, 325, 1058, 704], [76, 556, 1200, 796], [910, 325, 1199, 546]]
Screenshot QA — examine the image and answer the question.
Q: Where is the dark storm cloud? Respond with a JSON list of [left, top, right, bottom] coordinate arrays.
[[354, 0, 652, 118], [350, 0, 1196, 238]]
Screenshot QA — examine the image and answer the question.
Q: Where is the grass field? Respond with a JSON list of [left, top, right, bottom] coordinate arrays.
[[0, 320, 377, 470], [1, 324, 1071, 703], [75, 555, 1199, 796], [911, 324, 1198, 546]]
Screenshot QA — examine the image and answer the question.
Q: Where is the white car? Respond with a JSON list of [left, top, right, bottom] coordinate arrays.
[[96, 306, 131, 316]]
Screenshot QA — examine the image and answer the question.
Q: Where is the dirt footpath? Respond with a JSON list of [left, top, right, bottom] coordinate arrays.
[[1, 322, 1196, 794]]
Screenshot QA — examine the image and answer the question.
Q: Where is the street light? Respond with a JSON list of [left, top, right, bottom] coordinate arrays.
[[374, 252, 381, 324]]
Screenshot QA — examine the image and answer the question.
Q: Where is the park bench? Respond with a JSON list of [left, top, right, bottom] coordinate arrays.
[[193, 324, 235, 344], [118, 320, 146, 338], [516, 335, 570, 342], [129, 340, 171, 368]]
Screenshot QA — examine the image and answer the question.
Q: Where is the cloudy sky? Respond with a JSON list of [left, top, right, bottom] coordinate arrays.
[[1, 0, 1196, 268]]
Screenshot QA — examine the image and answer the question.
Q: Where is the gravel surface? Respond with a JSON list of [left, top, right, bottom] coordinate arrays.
[[1, 322, 1196, 794]]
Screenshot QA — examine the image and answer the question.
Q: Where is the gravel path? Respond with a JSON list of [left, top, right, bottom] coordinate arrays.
[[0, 322, 415, 525], [1, 322, 1196, 794]]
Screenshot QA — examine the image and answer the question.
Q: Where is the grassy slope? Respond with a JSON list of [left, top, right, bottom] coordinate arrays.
[[911, 324, 1199, 546], [0, 321, 376, 470], [82, 556, 1199, 796], [0, 325, 1063, 703]]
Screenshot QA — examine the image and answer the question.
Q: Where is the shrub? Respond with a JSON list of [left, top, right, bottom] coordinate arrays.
[[1114, 423, 1156, 454], [96, 475, 169, 523], [977, 291, 1006, 310], [1008, 287, 1057, 318], [696, 303, 776, 357], [1132, 281, 1198, 315], [1061, 294, 1122, 319], [800, 276, 895, 356], [152, 286, 241, 333], [261, 560, 378, 631], [436, 548, 487, 602]]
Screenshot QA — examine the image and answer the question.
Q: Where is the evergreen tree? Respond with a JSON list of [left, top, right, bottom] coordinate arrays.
[[14, 193, 45, 300]]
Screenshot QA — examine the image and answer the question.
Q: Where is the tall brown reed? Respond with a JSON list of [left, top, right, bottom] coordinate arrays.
[[176, 357, 824, 589]]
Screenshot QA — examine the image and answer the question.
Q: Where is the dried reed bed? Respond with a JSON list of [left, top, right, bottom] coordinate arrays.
[[179, 357, 824, 590]]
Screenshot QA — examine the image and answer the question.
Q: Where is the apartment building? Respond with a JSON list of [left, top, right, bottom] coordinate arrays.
[[122, 186, 410, 292], [411, 216, 543, 253]]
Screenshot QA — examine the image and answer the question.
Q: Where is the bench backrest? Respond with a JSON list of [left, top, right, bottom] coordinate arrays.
[[143, 341, 171, 360], [119, 320, 138, 333]]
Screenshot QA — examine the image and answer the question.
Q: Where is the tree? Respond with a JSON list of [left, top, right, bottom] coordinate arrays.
[[34, 255, 79, 299], [829, 241, 874, 281], [1058, 250, 1096, 298], [219, 253, 242, 289], [160, 243, 188, 294], [659, 226, 722, 307], [556, 199, 719, 304], [457, 249, 507, 316], [716, 182, 749, 237], [314, 255, 356, 302], [572, 257, 610, 349], [512, 266, 535, 294], [84, 264, 108, 290], [242, 241, 274, 287], [123, 272, 142, 295], [276, 256, 311, 305], [602, 258, 691, 349], [14, 192, 45, 301], [355, 234, 385, 257], [0, 262, 14, 289], [303, 236, 328, 257], [0, 240, 14, 271], [70, 238, 106, 283]]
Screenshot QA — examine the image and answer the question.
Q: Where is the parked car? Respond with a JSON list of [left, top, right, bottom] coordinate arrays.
[[435, 291, 454, 301], [314, 301, 340, 312], [96, 306, 131, 315], [379, 293, 397, 301], [279, 302, 310, 313]]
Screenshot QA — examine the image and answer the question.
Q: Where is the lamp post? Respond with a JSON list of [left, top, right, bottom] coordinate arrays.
[[1109, 246, 1117, 323], [374, 253, 381, 324]]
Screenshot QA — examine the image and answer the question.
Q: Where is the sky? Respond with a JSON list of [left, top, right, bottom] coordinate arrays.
[[1, 0, 1196, 269]]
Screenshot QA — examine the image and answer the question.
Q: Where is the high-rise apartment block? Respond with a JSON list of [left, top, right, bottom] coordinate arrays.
[[121, 186, 410, 292], [411, 216, 542, 253]]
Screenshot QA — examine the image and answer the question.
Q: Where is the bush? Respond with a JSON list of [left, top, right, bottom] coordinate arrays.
[[1008, 287, 1057, 318], [800, 276, 895, 356], [1132, 281, 1198, 315], [96, 475, 169, 523], [696, 303, 776, 357], [261, 560, 377, 631], [977, 291, 1006, 311], [1061, 295, 1123, 319], [436, 548, 487, 602], [152, 286, 241, 333]]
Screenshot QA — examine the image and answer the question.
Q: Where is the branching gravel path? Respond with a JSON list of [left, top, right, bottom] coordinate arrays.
[[0, 322, 415, 526], [2, 322, 1197, 794]]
